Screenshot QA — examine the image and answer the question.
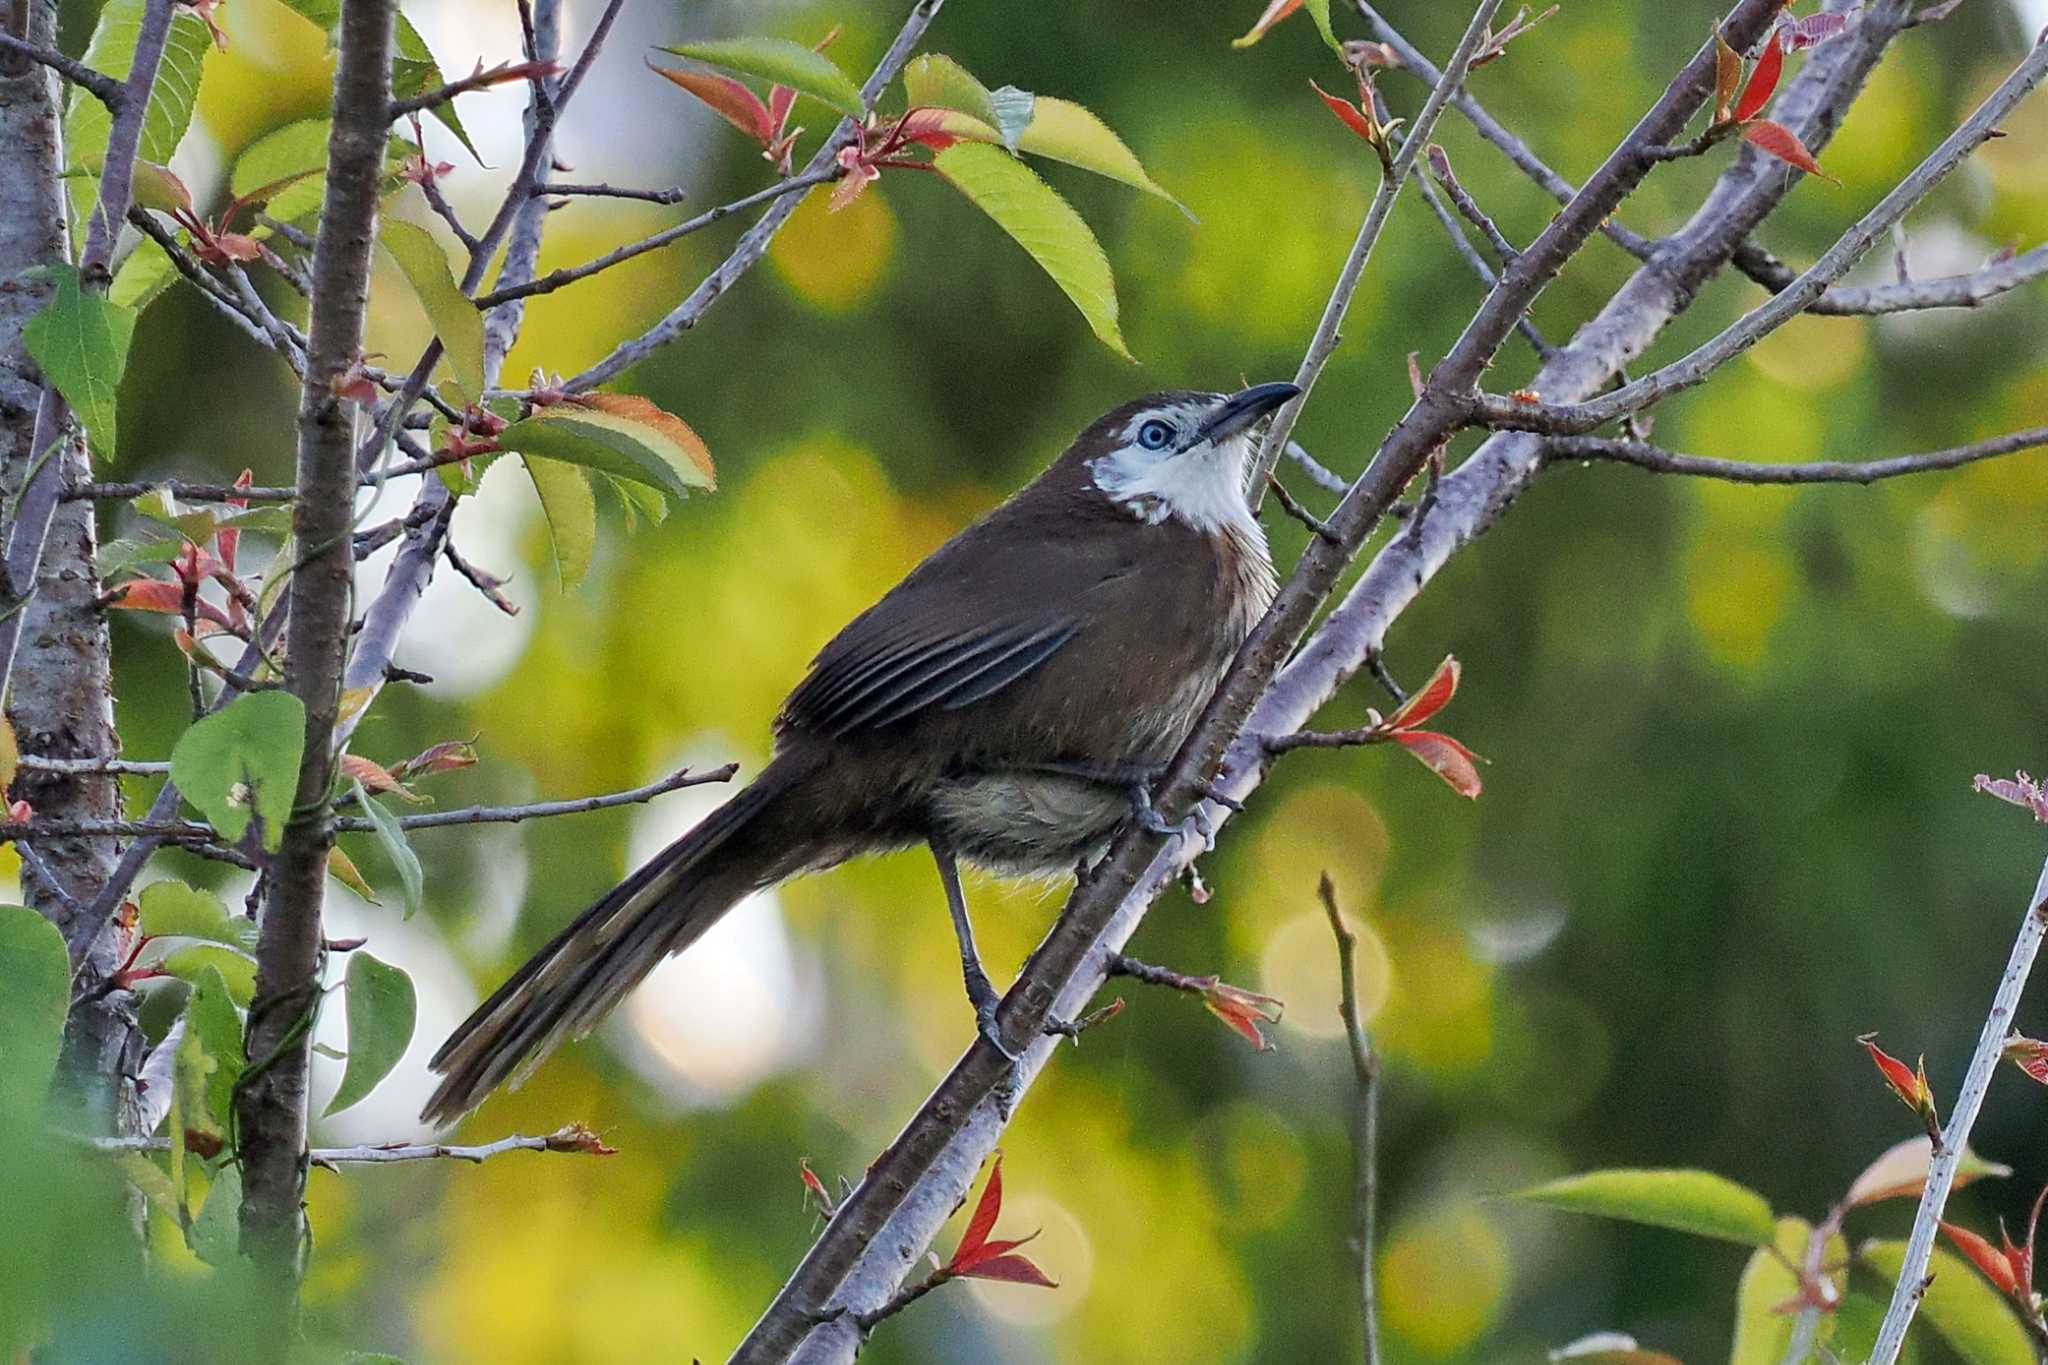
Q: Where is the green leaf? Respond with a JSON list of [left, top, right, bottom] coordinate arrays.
[[1305, 0, 1343, 56], [658, 37, 865, 118], [497, 395, 714, 505], [115, 1152, 182, 1215], [932, 143, 1129, 360], [168, 690, 307, 853], [159, 943, 256, 1006], [133, 484, 220, 542], [1014, 98, 1185, 211], [182, 964, 246, 1132], [379, 217, 485, 402], [394, 12, 481, 163], [110, 235, 181, 312], [24, 264, 137, 460], [902, 54, 1030, 146], [96, 535, 184, 577], [1731, 1217, 1840, 1363], [187, 1162, 242, 1266], [231, 118, 334, 224], [523, 457, 597, 588], [0, 906, 71, 1114], [325, 951, 416, 1116], [64, 0, 212, 214], [327, 844, 379, 902], [1515, 1168, 1776, 1246], [1862, 1241, 2037, 1365], [356, 783, 424, 919], [137, 881, 257, 951]]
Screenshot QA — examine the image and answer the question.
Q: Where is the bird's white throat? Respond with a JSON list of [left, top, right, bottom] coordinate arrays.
[[1088, 430, 1263, 539]]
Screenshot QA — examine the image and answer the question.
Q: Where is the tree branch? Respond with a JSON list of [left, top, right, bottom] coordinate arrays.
[[1471, 38, 2048, 435], [1247, 0, 1504, 505], [1543, 427, 2048, 485], [337, 764, 736, 832], [1868, 845, 2048, 1364], [728, 4, 1797, 1359], [1320, 875, 1382, 1365], [89, 1122, 615, 1167], [234, 0, 396, 1287], [0, 31, 126, 107], [1731, 232, 2047, 315]]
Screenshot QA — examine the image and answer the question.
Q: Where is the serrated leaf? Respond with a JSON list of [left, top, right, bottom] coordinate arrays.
[[95, 535, 184, 577], [903, 53, 1004, 133], [379, 218, 484, 401], [325, 951, 416, 1116], [1861, 1241, 2037, 1365], [649, 65, 775, 144], [1013, 98, 1184, 210], [933, 143, 1129, 360], [356, 783, 424, 918], [231, 118, 335, 224], [128, 159, 191, 213], [1517, 1169, 1776, 1246], [0, 905, 71, 1113], [393, 13, 479, 162], [497, 395, 713, 504], [1741, 120, 1837, 183], [25, 264, 136, 460], [523, 457, 597, 588], [168, 690, 307, 852], [133, 485, 219, 543], [137, 880, 256, 951], [159, 943, 256, 1006], [109, 235, 181, 312], [65, 1, 212, 220], [658, 37, 866, 118]]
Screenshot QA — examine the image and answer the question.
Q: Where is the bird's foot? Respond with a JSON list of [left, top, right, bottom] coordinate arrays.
[[1127, 780, 1215, 850], [963, 959, 1020, 1061]]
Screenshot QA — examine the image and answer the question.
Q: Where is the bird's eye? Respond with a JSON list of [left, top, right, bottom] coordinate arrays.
[[1136, 419, 1175, 451]]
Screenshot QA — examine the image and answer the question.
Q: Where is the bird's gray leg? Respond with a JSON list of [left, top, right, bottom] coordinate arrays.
[[930, 839, 1018, 1060], [1030, 761, 1239, 845]]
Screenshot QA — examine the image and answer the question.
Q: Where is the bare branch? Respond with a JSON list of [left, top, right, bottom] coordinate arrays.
[[1320, 875, 1382, 1365], [1426, 143, 1520, 264], [564, 0, 949, 392], [1414, 172, 1552, 356], [1738, 238, 2048, 314], [418, 175, 480, 253], [337, 763, 736, 832], [474, 163, 839, 309], [1472, 40, 2048, 434], [0, 31, 126, 108], [1869, 846, 2048, 1363], [68, 477, 296, 502], [88, 1122, 616, 1167], [539, 181, 687, 205], [387, 57, 561, 119], [236, 0, 399, 1283], [1247, 0, 1506, 505], [1544, 426, 2048, 485]]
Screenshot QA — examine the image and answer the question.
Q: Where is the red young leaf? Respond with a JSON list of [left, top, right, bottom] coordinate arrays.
[[1310, 80, 1377, 144], [110, 579, 191, 616], [1713, 34, 1744, 122], [1741, 121, 1836, 182], [1392, 729, 1485, 799], [5, 799, 31, 823], [1385, 655, 1460, 730], [958, 1251, 1059, 1287], [799, 1157, 833, 1214], [340, 753, 418, 800], [1941, 1221, 2024, 1296], [1233, 0, 1304, 47], [1859, 1033, 1938, 1133], [1733, 37, 1784, 122], [951, 1153, 1008, 1269], [393, 739, 478, 779], [1201, 979, 1285, 1052], [2004, 1034, 2048, 1085], [896, 107, 970, 151], [649, 64, 775, 146]]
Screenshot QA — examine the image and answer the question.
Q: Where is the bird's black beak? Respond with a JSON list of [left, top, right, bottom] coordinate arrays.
[[1196, 381, 1301, 445]]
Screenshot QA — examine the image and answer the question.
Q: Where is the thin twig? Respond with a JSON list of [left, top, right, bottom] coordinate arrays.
[[337, 764, 736, 832], [1413, 173, 1553, 356], [1263, 473, 1342, 544], [1736, 239, 2048, 315], [0, 31, 127, 107], [67, 478, 297, 503], [539, 181, 687, 205], [564, 0, 948, 392], [1247, 0, 1506, 506], [88, 1122, 615, 1167], [1426, 144, 1520, 263], [1869, 848, 2048, 1363], [1544, 426, 2048, 485], [419, 175, 480, 253], [475, 164, 838, 308], [1320, 875, 1382, 1365]]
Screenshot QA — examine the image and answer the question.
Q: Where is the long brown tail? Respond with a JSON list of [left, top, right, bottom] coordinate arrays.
[[421, 755, 820, 1125]]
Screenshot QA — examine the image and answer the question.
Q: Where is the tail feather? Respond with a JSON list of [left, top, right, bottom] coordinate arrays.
[[421, 759, 812, 1125]]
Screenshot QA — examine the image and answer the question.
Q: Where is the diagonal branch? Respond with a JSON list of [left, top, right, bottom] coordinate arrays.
[[0, 30, 126, 107], [1737, 238, 2048, 315], [1247, 0, 1505, 504]]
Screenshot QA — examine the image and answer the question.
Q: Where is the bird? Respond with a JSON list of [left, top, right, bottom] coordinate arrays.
[[421, 381, 1300, 1124]]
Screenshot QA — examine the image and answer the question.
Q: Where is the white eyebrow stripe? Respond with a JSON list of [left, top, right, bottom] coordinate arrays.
[[1117, 401, 1213, 445]]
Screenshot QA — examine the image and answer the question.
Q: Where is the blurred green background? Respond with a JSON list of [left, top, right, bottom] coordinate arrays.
[[11, 0, 2048, 1359]]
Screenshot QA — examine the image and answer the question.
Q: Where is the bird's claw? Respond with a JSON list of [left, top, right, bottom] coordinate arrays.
[[964, 964, 1020, 1061], [1128, 781, 1215, 850]]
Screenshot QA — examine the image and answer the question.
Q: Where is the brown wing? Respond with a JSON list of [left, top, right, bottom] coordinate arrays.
[[776, 482, 1136, 741]]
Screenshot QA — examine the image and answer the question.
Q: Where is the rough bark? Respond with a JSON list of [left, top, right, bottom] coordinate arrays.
[[232, 0, 395, 1284]]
